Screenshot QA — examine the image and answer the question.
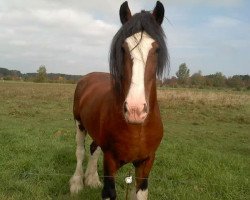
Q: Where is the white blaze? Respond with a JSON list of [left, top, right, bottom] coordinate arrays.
[[125, 32, 155, 106]]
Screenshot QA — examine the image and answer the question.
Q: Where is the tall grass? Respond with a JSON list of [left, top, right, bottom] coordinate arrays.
[[0, 82, 249, 199], [158, 88, 250, 108]]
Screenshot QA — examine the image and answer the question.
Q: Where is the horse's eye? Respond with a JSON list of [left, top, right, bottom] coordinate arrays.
[[156, 48, 160, 54]]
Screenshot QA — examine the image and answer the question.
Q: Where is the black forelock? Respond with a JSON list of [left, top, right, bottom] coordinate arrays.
[[109, 10, 169, 95]]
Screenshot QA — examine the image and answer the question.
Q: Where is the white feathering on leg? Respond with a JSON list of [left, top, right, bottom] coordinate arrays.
[[70, 121, 86, 194], [84, 146, 102, 187], [136, 189, 148, 200]]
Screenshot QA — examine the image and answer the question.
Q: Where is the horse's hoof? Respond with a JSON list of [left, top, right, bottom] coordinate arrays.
[[84, 173, 102, 188], [70, 175, 84, 194]]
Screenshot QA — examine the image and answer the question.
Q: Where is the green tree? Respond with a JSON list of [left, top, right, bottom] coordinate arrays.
[[176, 63, 190, 85], [227, 75, 244, 90], [190, 70, 205, 87], [212, 72, 226, 87], [205, 72, 226, 87], [36, 65, 47, 82]]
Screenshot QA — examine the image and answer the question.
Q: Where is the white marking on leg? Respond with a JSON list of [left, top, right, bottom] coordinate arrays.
[[131, 188, 148, 200], [136, 189, 148, 200], [84, 146, 102, 188], [70, 120, 86, 194]]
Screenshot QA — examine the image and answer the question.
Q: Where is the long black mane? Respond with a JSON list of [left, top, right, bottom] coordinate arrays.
[[109, 10, 169, 94]]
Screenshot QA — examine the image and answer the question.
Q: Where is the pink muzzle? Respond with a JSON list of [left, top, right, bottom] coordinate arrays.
[[123, 102, 148, 124]]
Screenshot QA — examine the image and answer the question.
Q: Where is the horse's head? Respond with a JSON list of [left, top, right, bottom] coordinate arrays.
[[110, 1, 169, 124]]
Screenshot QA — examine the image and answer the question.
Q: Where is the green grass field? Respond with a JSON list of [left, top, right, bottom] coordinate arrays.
[[0, 81, 249, 200]]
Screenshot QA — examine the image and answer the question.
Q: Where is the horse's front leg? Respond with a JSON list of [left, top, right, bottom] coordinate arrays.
[[69, 121, 86, 194], [132, 154, 155, 200], [102, 152, 119, 200]]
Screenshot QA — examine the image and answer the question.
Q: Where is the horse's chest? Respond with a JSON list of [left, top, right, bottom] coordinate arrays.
[[111, 131, 160, 163]]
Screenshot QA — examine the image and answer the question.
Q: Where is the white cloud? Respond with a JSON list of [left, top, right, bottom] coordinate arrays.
[[165, 6, 250, 76], [9, 40, 28, 46], [208, 16, 242, 28], [0, 0, 249, 76], [0, 1, 120, 74], [161, 0, 244, 6]]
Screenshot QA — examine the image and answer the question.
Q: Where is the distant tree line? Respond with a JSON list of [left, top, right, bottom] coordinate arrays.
[[0, 66, 82, 84], [1, 64, 249, 90], [162, 63, 250, 90]]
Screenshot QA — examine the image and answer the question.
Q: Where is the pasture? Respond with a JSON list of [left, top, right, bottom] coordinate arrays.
[[0, 81, 249, 200]]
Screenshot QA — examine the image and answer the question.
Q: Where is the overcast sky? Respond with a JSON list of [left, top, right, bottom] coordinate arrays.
[[0, 0, 249, 76]]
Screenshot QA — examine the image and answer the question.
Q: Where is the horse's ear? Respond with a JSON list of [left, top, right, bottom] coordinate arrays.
[[119, 1, 132, 24], [152, 1, 165, 25]]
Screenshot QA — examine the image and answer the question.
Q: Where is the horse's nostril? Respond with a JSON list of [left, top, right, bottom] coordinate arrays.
[[143, 103, 148, 113], [124, 102, 128, 113]]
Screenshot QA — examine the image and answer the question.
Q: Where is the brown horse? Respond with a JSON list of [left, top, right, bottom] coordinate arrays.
[[69, 1, 169, 199]]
